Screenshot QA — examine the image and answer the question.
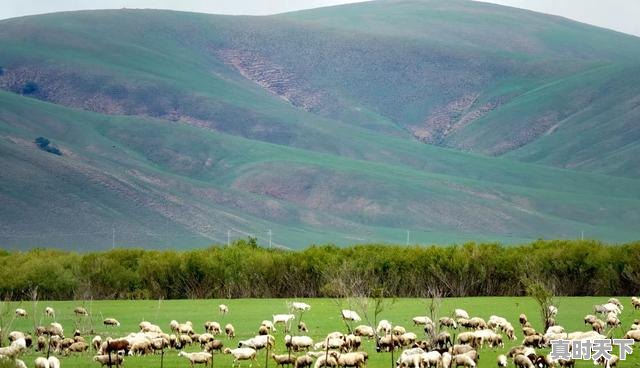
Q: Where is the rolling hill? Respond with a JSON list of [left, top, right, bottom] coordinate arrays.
[[1, 0, 639, 249]]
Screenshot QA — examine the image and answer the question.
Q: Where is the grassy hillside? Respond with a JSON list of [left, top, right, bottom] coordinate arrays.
[[1, 1, 640, 248], [3, 297, 640, 368]]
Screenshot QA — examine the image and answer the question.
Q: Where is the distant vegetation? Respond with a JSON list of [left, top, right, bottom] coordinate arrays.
[[34, 136, 62, 155], [21, 81, 38, 95], [0, 239, 638, 300]]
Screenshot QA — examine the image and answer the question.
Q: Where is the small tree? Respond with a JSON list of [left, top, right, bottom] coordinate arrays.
[[523, 278, 556, 331]]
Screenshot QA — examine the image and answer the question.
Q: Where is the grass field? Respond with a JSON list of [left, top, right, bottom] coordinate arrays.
[[3, 297, 639, 368]]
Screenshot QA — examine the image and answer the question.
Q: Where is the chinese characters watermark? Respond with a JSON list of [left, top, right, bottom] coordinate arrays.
[[550, 339, 633, 361]]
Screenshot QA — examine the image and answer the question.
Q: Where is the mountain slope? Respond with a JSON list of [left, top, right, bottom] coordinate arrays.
[[1, 1, 640, 248]]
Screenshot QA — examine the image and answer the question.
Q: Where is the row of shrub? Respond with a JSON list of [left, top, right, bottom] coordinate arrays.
[[0, 239, 638, 300]]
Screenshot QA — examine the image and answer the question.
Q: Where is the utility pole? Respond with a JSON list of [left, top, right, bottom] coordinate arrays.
[[268, 229, 272, 248], [112, 226, 115, 249]]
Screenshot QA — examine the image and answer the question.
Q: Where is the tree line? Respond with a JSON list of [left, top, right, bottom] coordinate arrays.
[[0, 239, 638, 300]]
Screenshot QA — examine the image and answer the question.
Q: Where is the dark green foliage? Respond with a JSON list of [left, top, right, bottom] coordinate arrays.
[[0, 66, 4, 76], [0, 240, 638, 300], [34, 136, 62, 155], [21, 81, 38, 95]]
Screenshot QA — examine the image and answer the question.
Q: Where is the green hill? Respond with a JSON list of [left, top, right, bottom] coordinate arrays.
[[1, 0, 640, 248]]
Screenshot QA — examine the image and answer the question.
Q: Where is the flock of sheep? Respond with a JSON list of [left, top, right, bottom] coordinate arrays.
[[1, 298, 639, 368]]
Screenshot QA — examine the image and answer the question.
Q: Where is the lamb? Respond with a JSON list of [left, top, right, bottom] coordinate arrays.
[[178, 351, 212, 367], [74, 307, 88, 316], [93, 354, 124, 368], [103, 318, 120, 327], [513, 354, 535, 368], [291, 302, 311, 311], [341, 310, 361, 322], [497, 354, 508, 367], [285, 335, 314, 352], [376, 320, 392, 335], [47, 356, 60, 368], [274, 314, 296, 332], [34, 357, 49, 368], [452, 354, 476, 368], [272, 353, 297, 367], [225, 324, 236, 339], [334, 352, 367, 368], [224, 347, 258, 367], [294, 355, 314, 368], [455, 309, 470, 319], [203, 340, 224, 353], [353, 325, 374, 338], [412, 316, 433, 326], [298, 322, 309, 333], [219, 304, 229, 315], [44, 307, 55, 317]]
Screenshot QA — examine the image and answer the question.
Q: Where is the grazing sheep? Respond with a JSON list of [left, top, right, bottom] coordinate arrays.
[[522, 327, 536, 337], [548, 306, 558, 317], [74, 307, 88, 316], [440, 317, 458, 329], [129, 341, 151, 356], [341, 310, 361, 322], [455, 309, 470, 319], [203, 321, 221, 335], [442, 352, 453, 368], [93, 354, 124, 368], [198, 333, 215, 347], [13, 360, 27, 368], [376, 320, 392, 335], [203, 340, 224, 354], [376, 334, 399, 352], [334, 352, 367, 368], [623, 329, 640, 341], [272, 353, 297, 367], [294, 355, 314, 368], [412, 316, 433, 326], [421, 351, 441, 368], [139, 321, 163, 333], [261, 320, 276, 332], [238, 335, 274, 350], [34, 357, 49, 368], [298, 322, 309, 333], [292, 302, 311, 311], [514, 354, 534, 368], [594, 354, 619, 368], [353, 325, 374, 338], [47, 356, 60, 368], [92, 336, 102, 351], [522, 335, 544, 348], [504, 323, 517, 340], [435, 332, 453, 349], [469, 317, 488, 330], [398, 332, 417, 347], [14, 309, 27, 318], [451, 344, 474, 355], [178, 351, 212, 367], [224, 347, 258, 367], [584, 315, 597, 324], [44, 307, 55, 318], [312, 352, 339, 368], [104, 338, 130, 355], [606, 315, 621, 328], [103, 318, 120, 327], [259, 326, 270, 336], [66, 341, 89, 355], [519, 314, 528, 326], [632, 297, 640, 309], [285, 335, 314, 352], [594, 303, 621, 316], [36, 336, 46, 352], [497, 354, 508, 367], [219, 304, 229, 315], [343, 334, 361, 352], [457, 332, 477, 347], [452, 354, 476, 368], [179, 334, 193, 347], [225, 324, 236, 339], [608, 298, 623, 310]]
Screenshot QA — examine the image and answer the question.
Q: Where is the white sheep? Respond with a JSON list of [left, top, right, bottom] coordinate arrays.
[[341, 310, 361, 322], [238, 335, 274, 350], [44, 307, 55, 318], [548, 305, 558, 316], [421, 351, 441, 368], [376, 320, 392, 335], [14, 359, 27, 368], [334, 351, 367, 368], [285, 335, 313, 351], [34, 357, 49, 368], [497, 354, 508, 367], [261, 320, 276, 332], [47, 356, 60, 368], [273, 314, 296, 331], [412, 316, 433, 326], [353, 325, 374, 338], [93, 354, 124, 368], [291, 302, 311, 311], [219, 304, 229, 315], [14, 309, 27, 318], [178, 351, 212, 367], [224, 347, 257, 367], [454, 309, 470, 319], [73, 307, 88, 316], [225, 324, 236, 339]]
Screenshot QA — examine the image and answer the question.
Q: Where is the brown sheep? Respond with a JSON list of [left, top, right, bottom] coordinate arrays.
[[514, 354, 534, 368], [294, 355, 313, 368], [272, 353, 297, 367]]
